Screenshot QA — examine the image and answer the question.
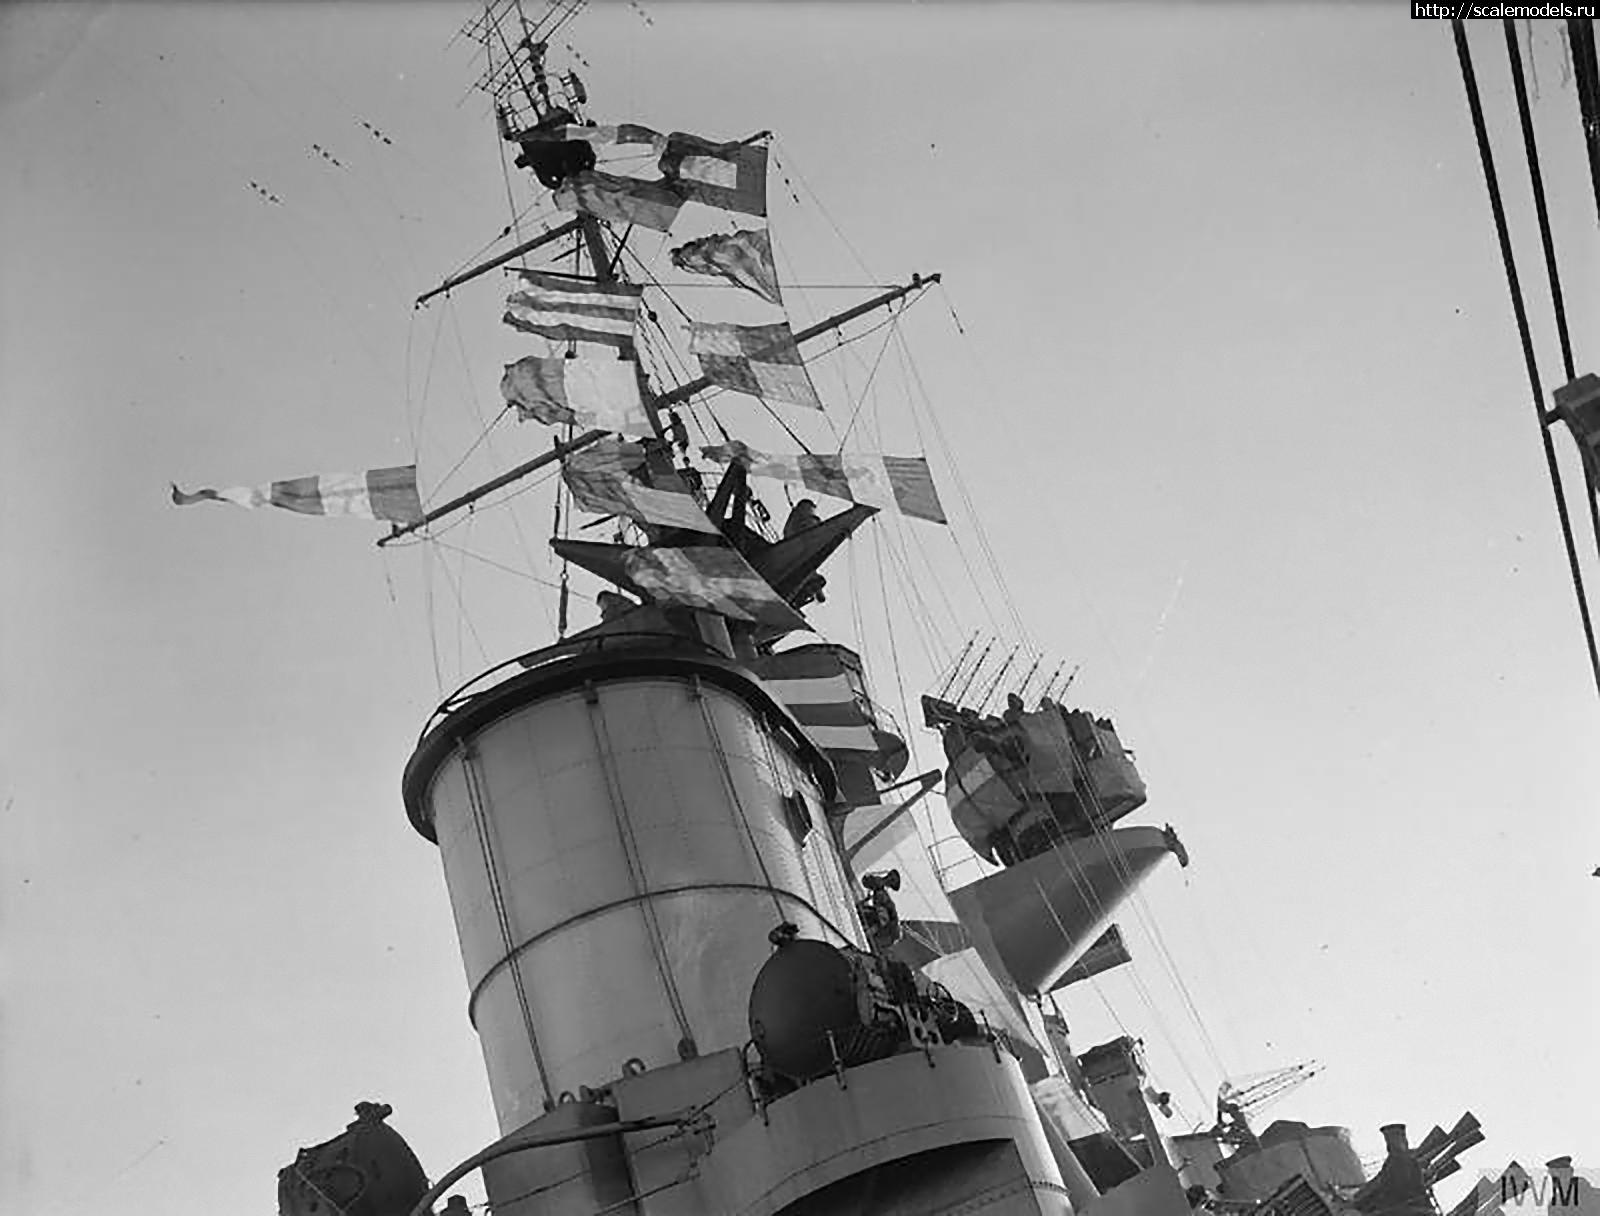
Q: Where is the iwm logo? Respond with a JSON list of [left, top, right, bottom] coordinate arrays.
[[1476, 1166, 1600, 1216]]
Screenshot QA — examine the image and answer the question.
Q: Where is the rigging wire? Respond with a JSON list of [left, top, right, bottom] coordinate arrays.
[[893, 323, 1032, 647], [1032, 741, 1230, 1090], [415, 304, 451, 497], [447, 203, 561, 282], [1568, 17, 1600, 218], [809, 604, 1029, 1076], [388, 467, 564, 546], [423, 538, 444, 697], [394, 48, 1224, 1121], [1453, 18, 1600, 704], [495, 123, 531, 256], [460, 736, 551, 1108], [854, 532, 1067, 1073], [556, 425, 572, 637], [404, 309, 423, 464], [429, 538, 567, 590], [587, 697, 696, 1045], [833, 317, 901, 453], [433, 527, 493, 674], [874, 518, 958, 661], [1016, 825, 1208, 1122], [890, 334, 1018, 645], [968, 727, 1219, 1114], [653, 281, 894, 291], [885, 505, 970, 649], [917, 274, 1303, 1085], [772, 142, 878, 281], [445, 297, 552, 588], [428, 406, 516, 503], [1505, 22, 1600, 590], [625, 255, 830, 456], [859, 277, 1234, 1104], [817, 336, 1197, 1113], [614, 244, 735, 448]]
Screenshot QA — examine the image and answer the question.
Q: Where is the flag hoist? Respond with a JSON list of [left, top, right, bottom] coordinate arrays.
[[230, 8, 1137, 1213]]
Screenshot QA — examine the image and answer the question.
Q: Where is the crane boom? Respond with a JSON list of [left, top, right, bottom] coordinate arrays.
[[1212, 1062, 1323, 1144]]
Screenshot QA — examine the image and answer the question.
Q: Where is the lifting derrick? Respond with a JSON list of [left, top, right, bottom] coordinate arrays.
[[1211, 1062, 1323, 1148]]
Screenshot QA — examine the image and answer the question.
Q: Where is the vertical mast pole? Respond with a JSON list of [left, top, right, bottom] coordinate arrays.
[[579, 215, 667, 440]]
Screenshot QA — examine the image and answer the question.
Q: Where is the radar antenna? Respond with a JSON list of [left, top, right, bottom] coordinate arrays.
[[464, 0, 587, 134]]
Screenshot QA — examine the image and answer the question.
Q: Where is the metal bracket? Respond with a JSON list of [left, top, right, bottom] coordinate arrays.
[[980, 1011, 1001, 1063], [826, 1030, 848, 1090]]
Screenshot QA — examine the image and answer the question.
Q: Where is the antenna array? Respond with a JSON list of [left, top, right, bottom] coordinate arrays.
[[464, 0, 588, 131], [936, 635, 1081, 716]]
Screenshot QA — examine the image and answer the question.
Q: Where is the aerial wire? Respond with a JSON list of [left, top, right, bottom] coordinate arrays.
[[1453, 19, 1600, 704]]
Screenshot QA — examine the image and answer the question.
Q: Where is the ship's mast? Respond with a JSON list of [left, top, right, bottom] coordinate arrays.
[[378, 274, 939, 545], [385, 0, 943, 548]]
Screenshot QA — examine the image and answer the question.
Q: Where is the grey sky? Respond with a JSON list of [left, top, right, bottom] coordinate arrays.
[[2, 4, 1596, 1213]]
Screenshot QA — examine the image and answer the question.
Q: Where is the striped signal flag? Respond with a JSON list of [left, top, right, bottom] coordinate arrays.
[[750, 646, 880, 752], [503, 270, 643, 349]]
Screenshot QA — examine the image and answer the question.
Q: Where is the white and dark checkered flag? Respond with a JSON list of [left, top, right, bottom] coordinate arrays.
[[622, 546, 809, 632], [659, 132, 768, 217], [687, 321, 822, 410], [701, 441, 946, 523]]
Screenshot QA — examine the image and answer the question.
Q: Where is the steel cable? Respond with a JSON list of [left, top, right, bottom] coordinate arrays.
[[1454, 19, 1600, 702]]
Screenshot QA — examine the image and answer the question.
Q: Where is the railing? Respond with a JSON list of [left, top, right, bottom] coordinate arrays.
[[416, 629, 730, 742]]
